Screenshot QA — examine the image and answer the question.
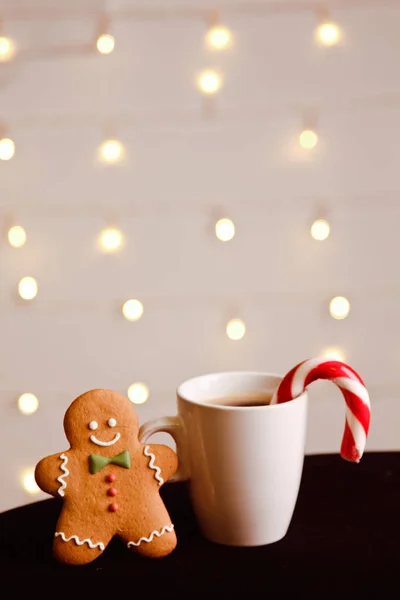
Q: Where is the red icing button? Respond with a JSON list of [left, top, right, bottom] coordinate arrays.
[[106, 474, 116, 483], [108, 487, 117, 497], [109, 503, 118, 512]]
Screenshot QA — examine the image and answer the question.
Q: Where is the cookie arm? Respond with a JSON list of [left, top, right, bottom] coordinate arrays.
[[145, 444, 178, 484], [35, 451, 71, 498]]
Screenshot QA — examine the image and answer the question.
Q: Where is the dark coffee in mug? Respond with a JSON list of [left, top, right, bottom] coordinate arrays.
[[206, 392, 272, 408]]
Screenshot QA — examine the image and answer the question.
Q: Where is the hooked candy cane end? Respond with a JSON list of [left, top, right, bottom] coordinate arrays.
[[340, 447, 362, 463], [340, 454, 360, 464]]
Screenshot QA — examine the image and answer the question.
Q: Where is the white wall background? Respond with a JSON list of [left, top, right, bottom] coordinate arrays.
[[1, 0, 399, 512]]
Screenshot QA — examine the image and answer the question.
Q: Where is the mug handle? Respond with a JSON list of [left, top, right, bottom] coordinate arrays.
[[138, 415, 189, 483]]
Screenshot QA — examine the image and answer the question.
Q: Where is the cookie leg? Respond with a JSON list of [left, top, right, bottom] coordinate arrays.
[[122, 523, 177, 558], [53, 529, 111, 566]]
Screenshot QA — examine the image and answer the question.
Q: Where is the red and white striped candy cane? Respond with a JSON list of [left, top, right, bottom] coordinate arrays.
[[270, 358, 371, 463]]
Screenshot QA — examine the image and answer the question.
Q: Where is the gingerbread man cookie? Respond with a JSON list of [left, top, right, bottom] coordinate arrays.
[[35, 389, 178, 565]]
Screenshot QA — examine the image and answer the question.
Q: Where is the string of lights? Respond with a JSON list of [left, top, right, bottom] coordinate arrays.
[[1, 4, 395, 340], [2, 268, 399, 317], [0, 5, 398, 160], [2, 211, 398, 324], [2, 202, 395, 395], [1, 12, 345, 67]]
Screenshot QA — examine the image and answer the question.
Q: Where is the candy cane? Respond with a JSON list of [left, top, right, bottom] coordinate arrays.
[[270, 358, 371, 463]]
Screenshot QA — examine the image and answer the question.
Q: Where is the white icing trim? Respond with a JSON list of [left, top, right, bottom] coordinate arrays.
[[144, 445, 164, 485], [89, 432, 121, 447], [55, 532, 105, 551], [56, 453, 69, 497], [127, 524, 174, 547]]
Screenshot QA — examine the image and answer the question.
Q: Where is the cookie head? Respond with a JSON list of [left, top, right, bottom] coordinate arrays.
[[63, 389, 139, 453]]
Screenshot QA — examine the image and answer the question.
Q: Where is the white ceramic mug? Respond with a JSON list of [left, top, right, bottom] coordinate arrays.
[[139, 372, 308, 547]]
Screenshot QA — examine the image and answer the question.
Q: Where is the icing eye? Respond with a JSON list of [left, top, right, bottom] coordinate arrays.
[[108, 418, 117, 428], [89, 421, 98, 431]]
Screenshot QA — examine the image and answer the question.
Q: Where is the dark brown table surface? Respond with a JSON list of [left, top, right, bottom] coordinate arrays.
[[1, 452, 399, 594]]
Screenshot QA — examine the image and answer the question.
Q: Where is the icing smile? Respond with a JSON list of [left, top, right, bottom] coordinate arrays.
[[90, 432, 121, 447]]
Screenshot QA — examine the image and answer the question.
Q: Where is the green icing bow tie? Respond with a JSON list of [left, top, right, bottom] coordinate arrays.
[[89, 450, 131, 474]]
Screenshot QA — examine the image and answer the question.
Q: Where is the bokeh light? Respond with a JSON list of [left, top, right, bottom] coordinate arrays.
[[215, 218, 235, 242], [122, 299, 144, 321], [99, 139, 124, 163], [322, 348, 345, 362], [127, 382, 149, 404], [299, 129, 318, 149], [316, 22, 341, 47], [99, 228, 123, 252], [97, 34, 115, 54], [0, 137, 15, 160], [226, 318, 246, 340], [206, 26, 232, 50], [311, 219, 330, 241], [22, 469, 40, 494], [0, 37, 15, 61], [18, 393, 39, 415], [8, 225, 27, 248], [18, 276, 38, 300], [197, 70, 222, 94], [329, 296, 350, 320]]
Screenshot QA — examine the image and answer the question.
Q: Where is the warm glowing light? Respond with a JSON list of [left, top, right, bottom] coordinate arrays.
[[311, 219, 330, 241], [0, 37, 15, 61], [99, 228, 123, 252], [0, 137, 15, 160], [226, 318, 246, 340], [215, 218, 235, 242], [322, 348, 345, 362], [99, 139, 123, 163], [18, 393, 39, 415], [22, 469, 40, 494], [197, 70, 222, 94], [316, 22, 341, 47], [206, 26, 232, 50], [299, 130, 318, 149], [97, 34, 115, 54], [8, 225, 27, 248], [122, 299, 144, 321], [127, 382, 149, 404], [18, 276, 38, 300], [329, 296, 350, 320]]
